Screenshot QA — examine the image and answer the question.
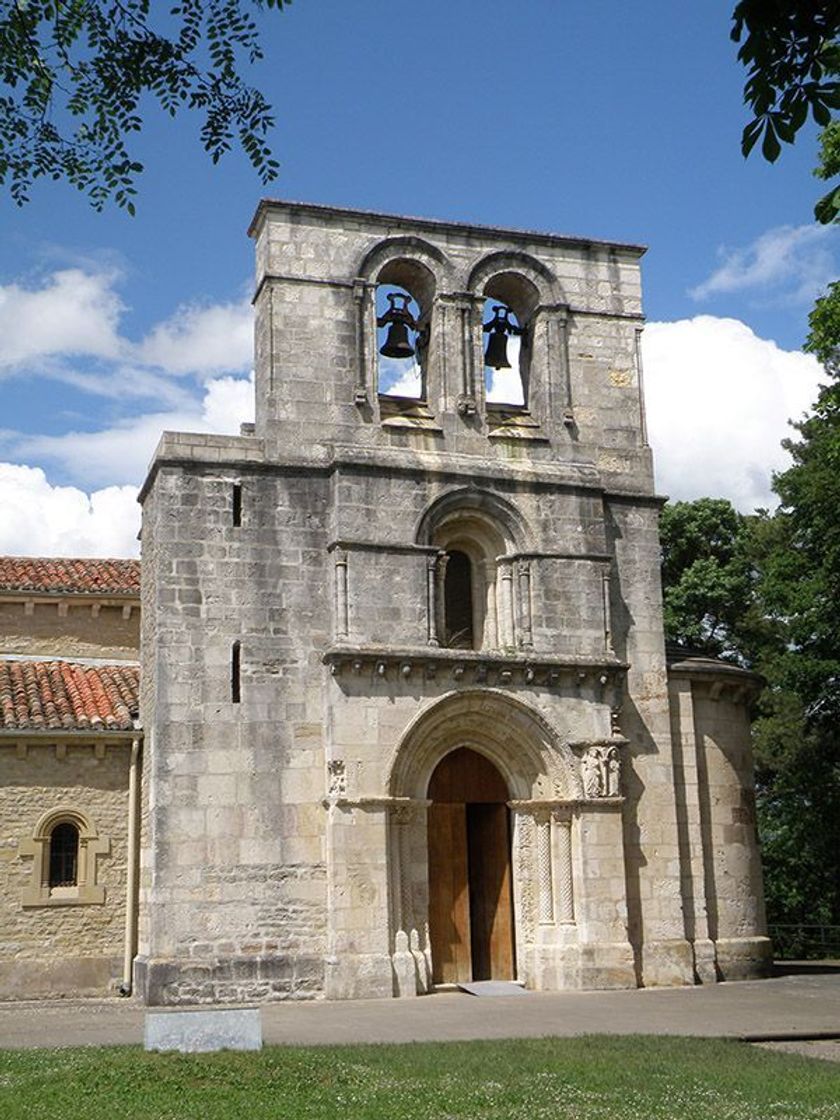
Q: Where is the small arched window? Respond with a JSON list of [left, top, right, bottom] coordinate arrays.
[[49, 822, 79, 888], [21, 807, 110, 907], [444, 550, 474, 649]]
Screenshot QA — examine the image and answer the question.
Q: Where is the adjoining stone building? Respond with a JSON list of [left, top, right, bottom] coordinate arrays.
[[0, 202, 770, 1003], [0, 558, 140, 999], [135, 201, 770, 1003]]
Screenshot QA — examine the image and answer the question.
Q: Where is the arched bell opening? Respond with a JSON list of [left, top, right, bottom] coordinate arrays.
[[483, 299, 525, 406], [377, 284, 422, 398], [426, 747, 515, 984], [376, 258, 434, 401], [481, 272, 539, 409]]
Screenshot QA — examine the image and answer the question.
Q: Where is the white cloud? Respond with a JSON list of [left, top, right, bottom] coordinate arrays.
[[13, 373, 255, 488], [0, 268, 124, 368], [0, 372, 256, 556], [0, 464, 140, 557], [690, 224, 839, 304], [0, 268, 252, 396], [137, 299, 252, 377], [642, 316, 825, 512]]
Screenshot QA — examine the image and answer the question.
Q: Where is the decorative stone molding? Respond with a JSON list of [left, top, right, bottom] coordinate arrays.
[[324, 646, 627, 692]]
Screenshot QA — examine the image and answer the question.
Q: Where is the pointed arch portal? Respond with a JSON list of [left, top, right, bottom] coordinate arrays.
[[427, 747, 515, 984]]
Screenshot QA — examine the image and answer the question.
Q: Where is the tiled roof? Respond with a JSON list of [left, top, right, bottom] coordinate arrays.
[[0, 557, 140, 596], [0, 660, 139, 732]]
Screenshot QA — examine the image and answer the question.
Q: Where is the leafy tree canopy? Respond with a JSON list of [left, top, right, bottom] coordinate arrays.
[[0, 0, 290, 211], [732, 0, 840, 221], [659, 498, 756, 661]]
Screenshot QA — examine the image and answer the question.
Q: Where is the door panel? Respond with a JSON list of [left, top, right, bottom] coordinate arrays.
[[426, 748, 515, 985], [427, 802, 471, 983], [467, 803, 515, 980]]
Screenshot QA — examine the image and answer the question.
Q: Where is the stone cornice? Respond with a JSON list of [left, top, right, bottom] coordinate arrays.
[[323, 645, 627, 690]]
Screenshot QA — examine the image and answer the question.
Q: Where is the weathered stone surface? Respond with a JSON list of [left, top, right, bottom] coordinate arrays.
[[144, 1008, 262, 1052], [2, 202, 768, 1004]]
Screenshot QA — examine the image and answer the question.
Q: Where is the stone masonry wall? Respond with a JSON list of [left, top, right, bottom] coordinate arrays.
[[0, 599, 139, 660], [0, 742, 130, 999]]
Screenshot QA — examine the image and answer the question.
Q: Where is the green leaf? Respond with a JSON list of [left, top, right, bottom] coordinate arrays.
[[762, 121, 782, 162]]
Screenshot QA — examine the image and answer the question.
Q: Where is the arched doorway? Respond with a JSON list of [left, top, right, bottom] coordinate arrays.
[[427, 747, 515, 984]]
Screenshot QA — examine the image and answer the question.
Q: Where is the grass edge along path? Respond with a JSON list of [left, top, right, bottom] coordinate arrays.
[[1, 1034, 839, 1120]]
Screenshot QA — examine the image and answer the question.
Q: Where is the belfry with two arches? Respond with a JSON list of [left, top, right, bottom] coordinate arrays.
[[135, 201, 771, 1004]]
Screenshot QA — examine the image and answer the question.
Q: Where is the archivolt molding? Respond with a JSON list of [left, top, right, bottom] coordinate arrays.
[[386, 688, 581, 801], [467, 250, 560, 314], [414, 486, 533, 553], [357, 235, 456, 297]]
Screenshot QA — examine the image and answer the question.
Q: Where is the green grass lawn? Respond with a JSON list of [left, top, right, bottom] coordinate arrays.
[[1, 1036, 838, 1120]]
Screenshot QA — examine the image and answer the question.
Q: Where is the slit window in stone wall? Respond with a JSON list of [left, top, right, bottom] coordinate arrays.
[[232, 483, 242, 527], [231, 640, 241, 704], [48, 822, 79, 888], [444, 550, 475, 649], [377, 284, 423, 399], [483, 299, 525, 406]]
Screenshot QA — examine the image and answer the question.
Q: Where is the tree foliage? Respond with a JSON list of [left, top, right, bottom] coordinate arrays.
[[660, 499, 755, 661], [732, 1, 840, 222], [0, 0, 290, 211]]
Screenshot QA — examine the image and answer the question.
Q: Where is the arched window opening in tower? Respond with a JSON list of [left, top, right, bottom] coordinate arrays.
[[377, 284, 424, 399], [483, 299, 526, 406], [49, 822, 79, 888], [444, 550, 475, 649]]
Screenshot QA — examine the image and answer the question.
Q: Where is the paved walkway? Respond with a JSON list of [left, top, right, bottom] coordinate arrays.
[[1, 971, 839, 1051]]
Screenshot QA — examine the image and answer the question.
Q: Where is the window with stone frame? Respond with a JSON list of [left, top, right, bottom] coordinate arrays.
[[20, 807, 110, 907]]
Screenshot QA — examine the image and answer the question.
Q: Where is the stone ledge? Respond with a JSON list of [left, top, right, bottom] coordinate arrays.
[[323, 646, 627, 690]]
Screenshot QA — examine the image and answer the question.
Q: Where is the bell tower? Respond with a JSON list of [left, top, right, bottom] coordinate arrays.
[[136, 202, 769, 1005]]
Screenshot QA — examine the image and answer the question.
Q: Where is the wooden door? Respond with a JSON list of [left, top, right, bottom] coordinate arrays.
[[427, 749, 515, 984]]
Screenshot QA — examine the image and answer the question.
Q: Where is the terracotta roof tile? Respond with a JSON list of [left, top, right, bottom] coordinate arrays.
[[0, 557, 140, 596], [0, 660, 139, 732]]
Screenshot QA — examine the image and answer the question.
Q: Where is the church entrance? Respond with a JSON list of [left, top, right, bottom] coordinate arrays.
[[426, 748, 515, 984]]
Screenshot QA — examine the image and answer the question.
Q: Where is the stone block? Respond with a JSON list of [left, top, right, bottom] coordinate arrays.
[[144, 1008, 262, 1052]]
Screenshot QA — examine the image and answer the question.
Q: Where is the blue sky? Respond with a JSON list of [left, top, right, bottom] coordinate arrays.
[[1, 0, 837, 554]]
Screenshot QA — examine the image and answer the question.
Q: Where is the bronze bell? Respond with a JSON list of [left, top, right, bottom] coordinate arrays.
[[484, 329, 511, 369], [378, 292, 417, 358], [483, 305, 520, 369]]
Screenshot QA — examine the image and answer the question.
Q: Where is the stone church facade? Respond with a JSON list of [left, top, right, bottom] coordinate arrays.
[[134, 202, 770, 1003], [0, 202, 770, 1003]]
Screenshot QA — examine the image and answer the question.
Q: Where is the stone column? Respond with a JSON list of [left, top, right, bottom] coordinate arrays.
[[517, 561, 533, 650], [483, 560, 499, 649], [537, 814, 554, 923], [434, 552, 448, 646], [497, 559, 516, 650], [426, 554, 440, 647], [554, 813, 575, 924], [352, 279, 373, 405], [334, 548, 349, 640]]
